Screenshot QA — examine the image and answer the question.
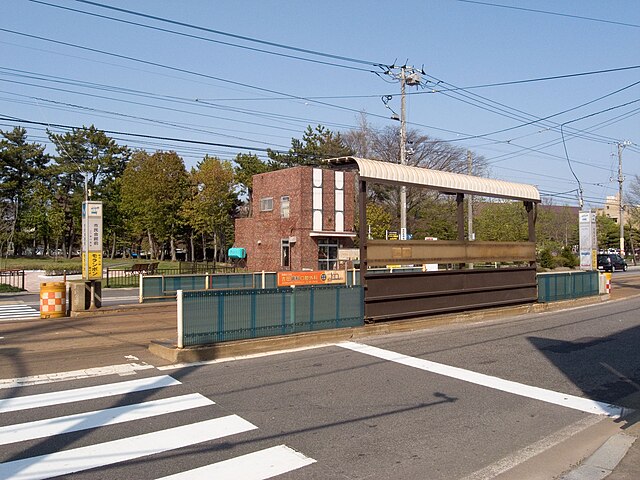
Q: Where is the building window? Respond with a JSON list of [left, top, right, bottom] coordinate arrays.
[[318, 238, 338, 270], [281, 239, 290, 268], [280, 196, 290, 218], [260, 197, 273, 212]]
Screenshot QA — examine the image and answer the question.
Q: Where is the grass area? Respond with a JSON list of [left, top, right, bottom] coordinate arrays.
[[0, 257, 183, 274], [0, 283, 23, 293]]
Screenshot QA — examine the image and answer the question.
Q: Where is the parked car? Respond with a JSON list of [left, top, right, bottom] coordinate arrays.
[[597, 253, 627, 272]]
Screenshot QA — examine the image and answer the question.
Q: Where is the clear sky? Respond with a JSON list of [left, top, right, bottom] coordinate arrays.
[[2, 0, 639, 209]]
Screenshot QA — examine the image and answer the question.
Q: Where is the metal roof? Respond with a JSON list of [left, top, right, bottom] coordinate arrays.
[[325, 157, 540, 202]]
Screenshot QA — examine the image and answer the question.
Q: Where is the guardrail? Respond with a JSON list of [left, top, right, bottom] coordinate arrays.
[[0, 269, 25, 290], [105, 262, 240, 288], [178, 285, 364, 347]]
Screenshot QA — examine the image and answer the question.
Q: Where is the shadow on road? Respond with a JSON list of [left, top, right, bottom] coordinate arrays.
[[529, 324, 640, 428]]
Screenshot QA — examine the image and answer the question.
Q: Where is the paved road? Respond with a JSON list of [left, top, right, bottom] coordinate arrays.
[[1, 290, 639, 479]]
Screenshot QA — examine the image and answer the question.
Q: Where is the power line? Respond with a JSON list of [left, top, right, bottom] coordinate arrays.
[[29, 0, 376, 73], [454, 0, 640, 28], [69, 0, 382, 66]]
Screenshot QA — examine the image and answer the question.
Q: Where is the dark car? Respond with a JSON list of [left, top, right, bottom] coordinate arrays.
[[597, 253, 627, 272]]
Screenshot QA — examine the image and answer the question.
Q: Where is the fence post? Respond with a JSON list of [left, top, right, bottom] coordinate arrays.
[[261, 270, 266, 289], [177, 289, 184, 348], [289, 285, 296, 326], [138, 274, 143, 303]]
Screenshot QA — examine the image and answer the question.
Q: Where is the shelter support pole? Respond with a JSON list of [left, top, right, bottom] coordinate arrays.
[[456, 193, 465, 241], [359, 179, 368, 289], [525, 201, 537, 268], [457, 193, 465, 269]]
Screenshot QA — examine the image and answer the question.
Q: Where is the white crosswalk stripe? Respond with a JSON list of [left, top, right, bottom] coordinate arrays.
[[0, 304, 40, 321], [0, 374, 316, 480]]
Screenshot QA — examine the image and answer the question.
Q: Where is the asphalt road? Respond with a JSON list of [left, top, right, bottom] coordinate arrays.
[[1, 291, 639, 479]]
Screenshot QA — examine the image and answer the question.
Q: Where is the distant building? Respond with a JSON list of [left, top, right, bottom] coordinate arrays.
[[596, 193, 628, 224], [234, 166, 356, 272]]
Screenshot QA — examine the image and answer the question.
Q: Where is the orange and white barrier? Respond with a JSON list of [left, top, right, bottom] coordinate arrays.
[[40, 282, 67, 318]]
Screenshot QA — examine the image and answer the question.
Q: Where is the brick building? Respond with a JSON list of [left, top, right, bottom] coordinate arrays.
[[234, 166, 356, 272]]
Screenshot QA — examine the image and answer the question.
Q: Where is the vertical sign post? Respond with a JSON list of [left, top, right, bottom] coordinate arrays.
[[579, 210, 597, 270], [82, 201, 103, 310]]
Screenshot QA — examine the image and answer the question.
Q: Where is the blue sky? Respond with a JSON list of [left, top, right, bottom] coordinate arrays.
[[1, 0, 639, 209]]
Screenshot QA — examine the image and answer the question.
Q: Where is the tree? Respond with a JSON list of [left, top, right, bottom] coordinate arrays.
[[596, 214, 620, 251], [0, 127, 48, 255], [120, 151, 189, 260], [47, 125, 129, 257], [234, 153, 274, 216], [181, 156, 237, 262], [343, 121, 488, 235], [474, 201, 528, 242], [267, 125, 353, 168]]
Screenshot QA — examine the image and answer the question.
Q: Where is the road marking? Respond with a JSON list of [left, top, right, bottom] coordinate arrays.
[[0, 415, 257, 480], [156, 444, 316, 480], [338, 341, 627, 417], [460, 415, 604, 480], [157, 343, 334, 370], [0, 362, 155, 389], [0, 304, 40, 321], [0, 375, 180, 413], [0, 393, 213, 445]]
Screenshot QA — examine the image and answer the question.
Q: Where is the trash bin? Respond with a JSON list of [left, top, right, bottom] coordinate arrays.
[[40, 282, 67, 318]]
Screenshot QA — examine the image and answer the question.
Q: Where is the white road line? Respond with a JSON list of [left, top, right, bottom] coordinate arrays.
[[0, 415, 257, 480], [157, 343, 334, 370], [460, 415, 604, 480], [156, 444, 316, 480], [0, 393, 214, 445], [0, 362, 155, 389], [338, 341, 627, 418], [0, 304, 40, 320], [0, 375, 180, 413]]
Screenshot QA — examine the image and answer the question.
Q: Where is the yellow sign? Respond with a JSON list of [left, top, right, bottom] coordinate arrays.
[[82, 252, 103, 280], [277, 270, 346, 287]]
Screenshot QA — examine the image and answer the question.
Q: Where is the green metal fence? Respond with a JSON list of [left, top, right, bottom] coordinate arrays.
[[141, 272, 278, 301], [537, 270, 600, 302], [178, 285, 364, 347]]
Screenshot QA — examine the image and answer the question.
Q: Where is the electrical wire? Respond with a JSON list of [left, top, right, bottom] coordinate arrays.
[[29, 0, 376, 73], [454, 0, 640, 29]]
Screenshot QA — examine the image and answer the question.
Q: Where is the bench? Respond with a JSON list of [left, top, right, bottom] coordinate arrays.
[[129, 262, 159, 275]]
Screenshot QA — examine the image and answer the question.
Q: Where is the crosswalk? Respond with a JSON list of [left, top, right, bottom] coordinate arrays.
[[0, 374, 316, 479], [0, 304, 40, 321]]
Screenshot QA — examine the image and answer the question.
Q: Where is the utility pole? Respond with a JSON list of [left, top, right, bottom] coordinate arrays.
[[618, 141, 632, 256], [467, 150, 473, 241], [399, 67, 407, 240], [380, 64, 425, 240], [467, 150, 474, 269]]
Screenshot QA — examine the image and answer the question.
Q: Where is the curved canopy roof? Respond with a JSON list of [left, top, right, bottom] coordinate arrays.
[[326, 157, 540, 202]]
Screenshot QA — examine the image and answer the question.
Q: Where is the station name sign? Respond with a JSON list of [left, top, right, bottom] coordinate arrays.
[[277, 270, 346, 287]]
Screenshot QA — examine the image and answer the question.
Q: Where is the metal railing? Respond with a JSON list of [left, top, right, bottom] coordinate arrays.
[[537, 270, 600, 302], [178, 285, 364, 347], [0, 269, 25, 290], [105, 262, 241, 288]]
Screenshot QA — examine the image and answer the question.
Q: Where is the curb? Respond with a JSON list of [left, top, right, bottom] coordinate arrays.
[[149, 293, 610, 363]]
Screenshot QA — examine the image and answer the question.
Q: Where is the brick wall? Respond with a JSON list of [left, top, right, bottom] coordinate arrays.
[[234, 166, 356, 272]]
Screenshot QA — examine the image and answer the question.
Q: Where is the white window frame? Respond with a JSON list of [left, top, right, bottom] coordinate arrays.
[[280, 195, 290, 218], [260, 197, 273, 212]]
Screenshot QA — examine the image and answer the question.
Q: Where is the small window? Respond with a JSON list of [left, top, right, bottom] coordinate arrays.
[[260, 197, 273, 212], [281, 239, 290, 268], [281, 196, 290, 218]]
